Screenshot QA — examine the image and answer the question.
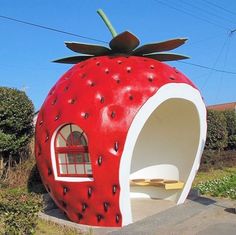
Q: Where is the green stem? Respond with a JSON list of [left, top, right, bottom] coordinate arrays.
[[97, 9, 117, 38]]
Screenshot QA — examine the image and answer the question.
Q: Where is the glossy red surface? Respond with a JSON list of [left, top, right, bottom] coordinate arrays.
[[35, 55, 195, 227]]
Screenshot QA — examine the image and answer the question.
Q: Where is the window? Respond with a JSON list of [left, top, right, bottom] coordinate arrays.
[[55, 124, 92, 177]]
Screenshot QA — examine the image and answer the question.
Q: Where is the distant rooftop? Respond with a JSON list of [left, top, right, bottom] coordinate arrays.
[[207, 102, 236, 112]]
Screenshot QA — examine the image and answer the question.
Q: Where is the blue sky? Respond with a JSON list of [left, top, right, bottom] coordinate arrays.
[[1, 0, 236, 110]]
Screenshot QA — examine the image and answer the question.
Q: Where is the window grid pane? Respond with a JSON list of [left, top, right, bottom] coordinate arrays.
[[56, 124, 92, 177]]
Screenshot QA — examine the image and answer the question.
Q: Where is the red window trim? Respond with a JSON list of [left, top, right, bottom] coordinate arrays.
[[54, 124, 92, 178], [55, 146, 88, 154]]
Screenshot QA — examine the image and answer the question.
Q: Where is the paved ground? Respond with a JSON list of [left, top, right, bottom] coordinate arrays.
[[40, 193, 236, 235]]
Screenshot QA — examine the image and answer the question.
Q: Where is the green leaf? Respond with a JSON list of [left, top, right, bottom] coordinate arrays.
[[133, 38, 187, 55], [143, 53, 189, 61], [53, 55, 94, 64], [65, 42, 111, 56], [109, 31, 140, 53]]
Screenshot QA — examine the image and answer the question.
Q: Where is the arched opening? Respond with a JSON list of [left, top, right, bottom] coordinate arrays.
[[130, 98, 200, 199], [119, 84, 207, 226]]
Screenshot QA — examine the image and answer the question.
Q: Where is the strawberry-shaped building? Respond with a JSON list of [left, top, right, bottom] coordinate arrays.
[[35, 10, 207, 227]]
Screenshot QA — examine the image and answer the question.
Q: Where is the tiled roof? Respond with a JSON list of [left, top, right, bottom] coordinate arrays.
[[207, 102, 236, 111]]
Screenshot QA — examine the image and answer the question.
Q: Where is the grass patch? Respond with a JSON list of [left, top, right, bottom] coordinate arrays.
[[35, 219, 86, 235], [193, 167, 236, 200], [193, 167, 236, 186]]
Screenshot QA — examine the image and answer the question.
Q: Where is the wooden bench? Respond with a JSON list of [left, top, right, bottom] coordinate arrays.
[[130, 179, 184, 190]]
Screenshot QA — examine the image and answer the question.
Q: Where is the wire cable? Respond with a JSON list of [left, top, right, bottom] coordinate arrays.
[[0, 13, 236, 76], [154, 0, 231, 31], [203, 0, 236, 17], [179, 0, 236, 26], [178, 61, 236, 75], [0, 14, 108, 44]]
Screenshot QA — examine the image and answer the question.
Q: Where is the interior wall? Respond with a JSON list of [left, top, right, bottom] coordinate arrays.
[[130, 98, 200, 190]]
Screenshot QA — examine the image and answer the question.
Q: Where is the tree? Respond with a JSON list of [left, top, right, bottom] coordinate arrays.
[[0, 87, 34, 175], [205, 110, 228, 151], [223, 110, 236, 150]]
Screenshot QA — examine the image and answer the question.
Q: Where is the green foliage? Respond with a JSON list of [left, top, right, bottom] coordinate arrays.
[[223, 110, 236, 150], [0, 188, 42, 235], [0, 87, 34, 160], [195, 174, 236, 199], [205, 110, 228, 151]]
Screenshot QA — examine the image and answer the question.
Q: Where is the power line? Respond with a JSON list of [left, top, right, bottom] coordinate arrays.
[[178, 61, 236, 75], [180, 0, 236, 26], [0, 14, 108, 44], [0, 12, 235, 76], [203, 0, 236, 17], [154, 0, 231, 31]]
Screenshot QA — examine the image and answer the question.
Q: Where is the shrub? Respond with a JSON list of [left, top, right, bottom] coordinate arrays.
[[0, 87, 34, 173], [205, 110, 228, 151], [0, 189, 42, 234], [223, 110, 236, 150]]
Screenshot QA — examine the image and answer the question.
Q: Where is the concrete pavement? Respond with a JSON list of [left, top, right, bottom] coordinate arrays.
[[40, 193, 236, 235]]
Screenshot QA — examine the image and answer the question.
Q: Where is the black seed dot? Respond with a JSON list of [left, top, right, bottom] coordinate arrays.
[[96, 61, 100, 66], [148, 75, 154, 82], [105, 68, 109, 74], [116, 214, 120, 223], [55, 114, 60, 121], [103, 202, 109, 212], [63, 187, 69, 195], [48, 168, 52, 176], [117, 60, 122, 64], [169, 76, 175, 80], [129, 95, 134, 100], [82, 203, 88, 212], [78, 213, 83, 221], [114, 141, 119, 152], [126, 67, 131, 73], [98, 156, 103, 166], [88, 187, 92, 198], [39, 120, 43, 126], [89, 81, 95, 87], [97, 214, 103, 222], [100, 97, 105, 104], [64, 86, 69, 92], [68, 98, 76, 104], [51, 98, 57, 105], [83, 113, 89, 119], [112, 185, 117, 194], [45, 135, 49, 142], [111, 111, 116, 118], [150, 65, 155, 69]]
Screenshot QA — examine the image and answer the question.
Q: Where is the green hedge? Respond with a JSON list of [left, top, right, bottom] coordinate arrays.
[[0, 189, 42, 234], [223, 110, 236, 150], [205, 110, 228, 151], [0, 87, 34, 162], [205, 109, 236, 151]]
